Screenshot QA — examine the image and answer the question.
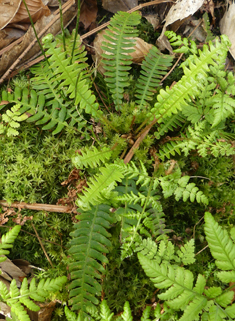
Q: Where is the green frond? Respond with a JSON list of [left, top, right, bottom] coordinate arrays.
[[135, 46, 172, 109], [204, 212, 235, 283], [150, 36, 230, 123], [1, 276, 66, 321], [77, 163, 125, 210], [140, 305, 151, 321], [138, 253, 209, 321], [122, 302, 133, 321], [68, 204, 114, 314], [64, 306, 79, 321], [176, 239, 195, 265], [99, 300, 114, 321], [72, 146, 113, 169], [155, 113, 186, 139], [210, 91, 235, 127], [0, 225, 21, 262], [101, 11, 141, 109]]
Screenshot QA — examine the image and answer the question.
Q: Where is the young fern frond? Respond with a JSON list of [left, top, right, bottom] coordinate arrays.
[[0, 225, 21, 262], [0, 276, 67, 321], [135, 46, 173, 110], [101, 11, 141, 109], [68, 204, 114, 315]]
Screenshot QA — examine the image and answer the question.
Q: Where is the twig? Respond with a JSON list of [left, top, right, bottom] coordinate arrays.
[[0, 200, 77, 214], [31, 222, 54, 268]]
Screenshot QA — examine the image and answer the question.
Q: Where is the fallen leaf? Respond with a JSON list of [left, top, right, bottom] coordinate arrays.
[[10, 0, 51, 24], [0, 28, 24, 50], [0, 0, 22, 30], [0, 256, 27, 287], [93, 29, 153, 73], [164, 0, 205, 27], [80, 0, 97, 30], [220, 1, 235, 60], [144, 13, 160, 30], [102, 0, 137, 13]]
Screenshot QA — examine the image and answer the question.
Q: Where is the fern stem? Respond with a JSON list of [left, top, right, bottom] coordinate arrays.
[[57, 0, 67, 54], [71, 0, 81, 63], [22, 0, 49, 65]]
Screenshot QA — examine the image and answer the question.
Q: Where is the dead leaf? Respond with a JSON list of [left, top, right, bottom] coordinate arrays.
[[80, 0, 97, 30], [0, 0, 22, 30], [0, 28, 24, 50], [164, 0, 205, 27], [93, 29, 153, 73], [220, 1, 235, 60], [12, 213, 33, 225], [102, 0, 138, 13], [0, 256, 27, 287], [10, 0, 51, 24], [144, 13, 160, 30]]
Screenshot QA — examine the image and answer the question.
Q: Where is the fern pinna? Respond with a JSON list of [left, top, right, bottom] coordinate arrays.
[[138, 212, 235, 321]]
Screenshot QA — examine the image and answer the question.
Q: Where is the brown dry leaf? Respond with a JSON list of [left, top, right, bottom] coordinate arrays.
[[10, 0, 50, 24], [164, 0, 205, 28], [144, 13, 160, 30], [12, 213, 33, 225], [80, 0, 97, 30], [102, 0, 137, 13], [0, 4, 76, 76], [0, 28, 24, 50], [0, 256, 27, 287], [93, 29, 153, 73], [220, 2, 235, 60], [27, 301, 56, 321], [0, 0, 22, 30]]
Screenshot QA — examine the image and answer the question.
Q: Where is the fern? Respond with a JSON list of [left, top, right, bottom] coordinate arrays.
[[0, 225, 21, 262], [0, 276, 67, 321], [204, 212, 235, 283], [0, 104, 28, 137], [0, 31, 100, 135], [101, 11, 141, 109], [68, 204, 114, 315], [72, 146, 113, 169], [150, 35, 230, 122], [135, 46, 173, 109]]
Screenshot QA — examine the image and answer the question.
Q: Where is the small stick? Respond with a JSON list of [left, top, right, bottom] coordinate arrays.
[[31, 222, 54, 268], [0, 200, 77, 214]]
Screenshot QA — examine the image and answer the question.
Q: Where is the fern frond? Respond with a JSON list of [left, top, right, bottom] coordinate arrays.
[[138, 253, 207, 321], [150, 36, 230, 123], [101, 11, 141, 109], [210, 90, 235, 127], [122, 302, 133, 321], [1, 276, 67, 321], [77, 162, 125, 210], [72, 146, 113, 169], [68, 204, 114, 314], [176, 239, 195, 265], [100, 300, 114, 321], [204, 212, 235, 283], [0, 225, 21, 262], [64, 306, 80, 321], [155, 113, 186, 139], [135, 46, 172, 109]]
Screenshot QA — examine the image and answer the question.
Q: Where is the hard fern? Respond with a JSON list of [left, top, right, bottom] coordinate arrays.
[[101, 11, 141, 110], [134, 46, 173, 110], [68, 204, 115, 316]]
